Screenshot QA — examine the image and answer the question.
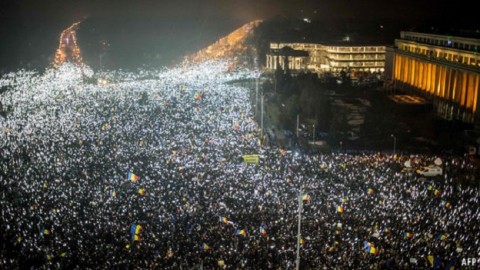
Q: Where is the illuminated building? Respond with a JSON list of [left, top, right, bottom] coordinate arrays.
[[266, 46, 309, 72], [386, 31, 480, 124], [266, 42, 386, 74]]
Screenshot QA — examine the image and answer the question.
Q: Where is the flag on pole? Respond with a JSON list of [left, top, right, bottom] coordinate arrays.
[[128, 172, 139, 182], [445, 202, 452, 209], [403, 231, 413, 239], [236, 229, 246, 236], [130, 224, 142, 241], [260, 225, 267, 236], [363, 241, 378, 255], [437, 233, 448, 241], [201, 243, 211, 250], [220, 216, 232, 224], [302, 194, 311, 203]]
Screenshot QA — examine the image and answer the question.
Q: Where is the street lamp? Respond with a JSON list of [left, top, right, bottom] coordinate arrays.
[[296, 190, 303, 270], [295, 186, 322, 270], [390, 134, 396, 155]]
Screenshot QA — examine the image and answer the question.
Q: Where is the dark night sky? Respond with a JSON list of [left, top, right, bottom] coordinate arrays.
[[1, 0, 475, 23], [0, 0, 477, 70]]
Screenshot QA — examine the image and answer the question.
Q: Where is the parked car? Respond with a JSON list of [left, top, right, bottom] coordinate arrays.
[[416, 165, 443, 177]]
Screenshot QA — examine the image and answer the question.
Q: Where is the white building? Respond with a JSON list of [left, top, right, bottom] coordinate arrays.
[[266, 42, 386, 74]]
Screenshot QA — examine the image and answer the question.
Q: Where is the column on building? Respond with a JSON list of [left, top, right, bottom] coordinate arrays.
[[394, 53, 480, 122]]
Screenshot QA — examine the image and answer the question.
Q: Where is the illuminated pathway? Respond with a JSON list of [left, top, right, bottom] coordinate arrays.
[[52, 21, 84, 68]]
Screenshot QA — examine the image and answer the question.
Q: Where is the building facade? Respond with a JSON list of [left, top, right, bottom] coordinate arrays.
[[266, 46, 309, 72], [266, 42, 386, 74], [387, 31, 480, 124]]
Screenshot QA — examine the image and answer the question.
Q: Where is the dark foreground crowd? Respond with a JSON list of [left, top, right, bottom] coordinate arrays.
[[0, 62, 479, 269]]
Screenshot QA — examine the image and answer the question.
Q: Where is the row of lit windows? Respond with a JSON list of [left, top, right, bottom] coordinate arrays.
[[399, 44, 480, 67], [328, 54, 386, 60], [401, 32, 480, 53], [326, 46, 386, 53], [330, 61, 385, 67]]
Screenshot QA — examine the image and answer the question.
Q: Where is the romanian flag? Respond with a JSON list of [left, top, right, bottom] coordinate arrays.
[[133, 234, 141, 241], [220, 216, 229, 224], [437, 233, 448, 241], [367, 188, 375, 195], [427, 255, 442, 268], [236, 229, 246, 236], [201, 243, 211, 250], [128, 172, 139, 182], [404, 231, 413, 239], [43, 229, 50, 235], [337, 205, 344, 213], [194, 91, 202, 100], [445, 202, 452, 209], [434, 189, 441, 197], [260, 225, 268, 236], [138, 188, 145, 196], [363, 241, 378, 255], [300, 238, 305, 245], [302, 194, 311, 203]]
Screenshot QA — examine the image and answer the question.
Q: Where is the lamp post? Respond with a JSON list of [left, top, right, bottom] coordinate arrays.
[[312, 124, 315, 144], [261, 94, 264, 139], [296, 189, 303, 270], [295, 186, 322, 270], [255, 76, 259, 116], [296, 114, 300, 138], [390, 134, 396, 155]]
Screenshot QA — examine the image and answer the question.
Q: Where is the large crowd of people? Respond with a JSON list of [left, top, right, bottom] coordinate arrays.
[[0, 61, 479, 269]]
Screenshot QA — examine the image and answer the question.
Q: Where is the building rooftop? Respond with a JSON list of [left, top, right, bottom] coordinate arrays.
[[269, 46, 309, 57]]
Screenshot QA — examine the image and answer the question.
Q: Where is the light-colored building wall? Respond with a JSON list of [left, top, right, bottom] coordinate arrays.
[[266, 42, 386, 74], [389, 31, 480, 124]]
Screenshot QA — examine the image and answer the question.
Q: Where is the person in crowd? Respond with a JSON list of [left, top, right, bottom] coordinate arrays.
[[0, 61, 478, 269]]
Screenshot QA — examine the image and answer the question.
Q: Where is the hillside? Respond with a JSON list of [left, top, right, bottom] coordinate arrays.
[[187, 20, 262, 63]]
